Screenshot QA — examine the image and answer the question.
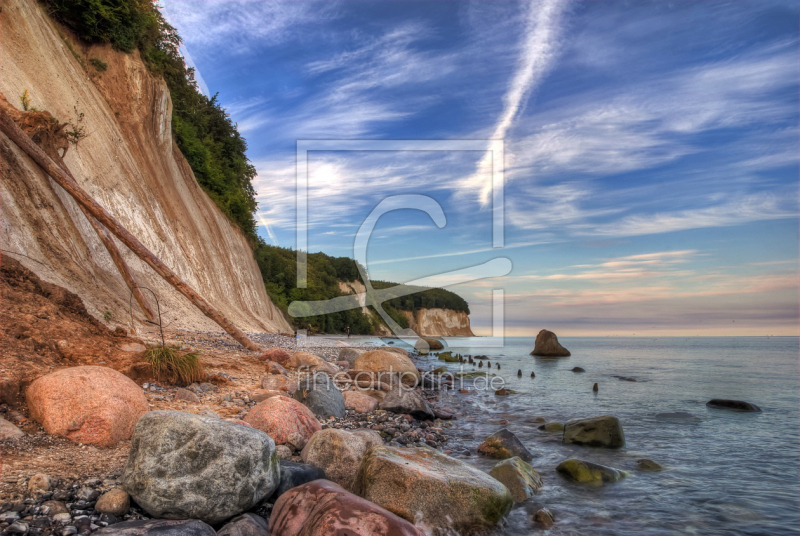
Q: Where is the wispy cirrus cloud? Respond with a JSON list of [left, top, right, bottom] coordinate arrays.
[[460, 0, 570, 205]]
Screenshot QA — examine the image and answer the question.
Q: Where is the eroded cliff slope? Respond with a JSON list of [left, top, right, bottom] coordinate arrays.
[[0, 0, 291, 334]]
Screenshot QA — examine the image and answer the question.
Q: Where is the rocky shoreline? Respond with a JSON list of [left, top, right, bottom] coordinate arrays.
[[1, 330, 763, 536]]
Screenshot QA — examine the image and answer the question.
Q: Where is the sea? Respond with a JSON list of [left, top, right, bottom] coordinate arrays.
[[348, 335, 800, 536]]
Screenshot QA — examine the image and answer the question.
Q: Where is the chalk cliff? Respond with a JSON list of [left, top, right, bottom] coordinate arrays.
[[0, 0, 291, 334], [402, 308, 474, 337]]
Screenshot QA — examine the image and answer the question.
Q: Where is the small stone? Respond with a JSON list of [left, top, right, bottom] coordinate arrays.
[[0, 511, 20, 522], [27, 473, 52, 494], [276, 445, 293, 459], [592, 383, 599, 392], [62, 526, 78, 536], [636, 458, 663, 471], [42, 501, 69, 516], [76, 487, 99, 502], [53, 512, 72, 524], [8, 522, 29, 534], [517, 370, 522, 377], [533, 507, 554, 527], [95, 488, 130, 517], [286, 431, 306, 452], [174, 388, 200, 404], [538, 422, 564, 433], [531, 371, 535, 378]]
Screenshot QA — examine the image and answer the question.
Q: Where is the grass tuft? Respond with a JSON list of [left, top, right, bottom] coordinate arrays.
[[143, 345, 206, 386]]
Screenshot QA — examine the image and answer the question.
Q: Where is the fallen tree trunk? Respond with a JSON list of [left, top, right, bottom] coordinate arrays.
[[84, 213, 157, 324], [0, 103, 261, 351]]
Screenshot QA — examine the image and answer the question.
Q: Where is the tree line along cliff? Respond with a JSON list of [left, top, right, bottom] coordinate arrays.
[[33, 0, 472, 336]]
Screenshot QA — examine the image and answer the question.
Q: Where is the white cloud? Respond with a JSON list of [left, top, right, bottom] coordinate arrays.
[[460, 0, 570, 205]]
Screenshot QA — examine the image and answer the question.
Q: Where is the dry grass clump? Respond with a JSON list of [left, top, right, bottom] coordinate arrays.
[[143, 345, 206, 385]]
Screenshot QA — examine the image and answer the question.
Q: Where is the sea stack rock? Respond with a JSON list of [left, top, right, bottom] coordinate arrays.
[[530, 330, 571, 357]]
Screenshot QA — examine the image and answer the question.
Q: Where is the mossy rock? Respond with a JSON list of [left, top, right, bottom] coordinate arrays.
[[538, 422, 564, 433], [488, 456, 542, 502], [556, 459, 626, 485], [438, 352, 459, 363]]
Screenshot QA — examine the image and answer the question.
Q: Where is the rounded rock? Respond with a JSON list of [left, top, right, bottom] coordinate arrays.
[[121, 410, 279, 524], [95, 488, 130, 517], [243, 395, 321, 445], [26, 366, 148, 447]]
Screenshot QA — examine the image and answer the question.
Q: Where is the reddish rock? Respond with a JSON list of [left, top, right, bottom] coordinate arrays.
[[251, 389, 281, 403], [266, 362, 288, 376], [286, 352, 338, 375], [244, 396, 321, 445], [26, 366, 148, 447], [260, 348, 291, 366], [174, 388, 200, 404], [343, 391, 379, 413], [270, 480, 421, 536], [225, 418, 254, 428], [261, 374, 298, 395]]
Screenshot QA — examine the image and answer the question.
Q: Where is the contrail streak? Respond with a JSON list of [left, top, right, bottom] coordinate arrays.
[[467, 0, 569, 206]]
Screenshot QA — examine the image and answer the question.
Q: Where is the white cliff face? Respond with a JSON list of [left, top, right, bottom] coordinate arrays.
[[0, 0, 291, 334], [402, 308, 475, 337]]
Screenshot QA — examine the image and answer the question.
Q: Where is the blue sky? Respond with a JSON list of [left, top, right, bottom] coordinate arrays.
[[161, 0, 799, 336]]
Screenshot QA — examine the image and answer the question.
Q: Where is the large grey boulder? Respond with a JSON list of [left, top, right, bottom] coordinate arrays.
[[563, 415, 625, 449], [121, 411, 280, 524], [530, 329, 570, 357], [379, 387, 435, 420], [293, 373, 346, 419], [93, 519, 215, 535]]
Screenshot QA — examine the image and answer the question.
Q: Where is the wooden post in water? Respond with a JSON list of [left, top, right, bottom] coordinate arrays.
[[0, 101, 261, 352]]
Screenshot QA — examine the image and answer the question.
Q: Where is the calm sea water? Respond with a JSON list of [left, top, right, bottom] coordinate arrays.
[[369, 336, 800, 536]]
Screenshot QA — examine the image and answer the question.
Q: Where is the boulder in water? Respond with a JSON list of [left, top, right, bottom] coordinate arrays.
[[706, 399, 761, 412], [270, 479, 421, 536], [636, 458, 663, 471], [556, 459, 626, 485], [354, 445, 513, 535], [571, 367, 585, 372], [121, 411, 280, 524], [538, 422, 564, 433], [563, 415, 625, 448], [533, 507, 555, 527], [530, 330, 571, 357], [488, 456, 542, 502], [477, 428, 533, 461]]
